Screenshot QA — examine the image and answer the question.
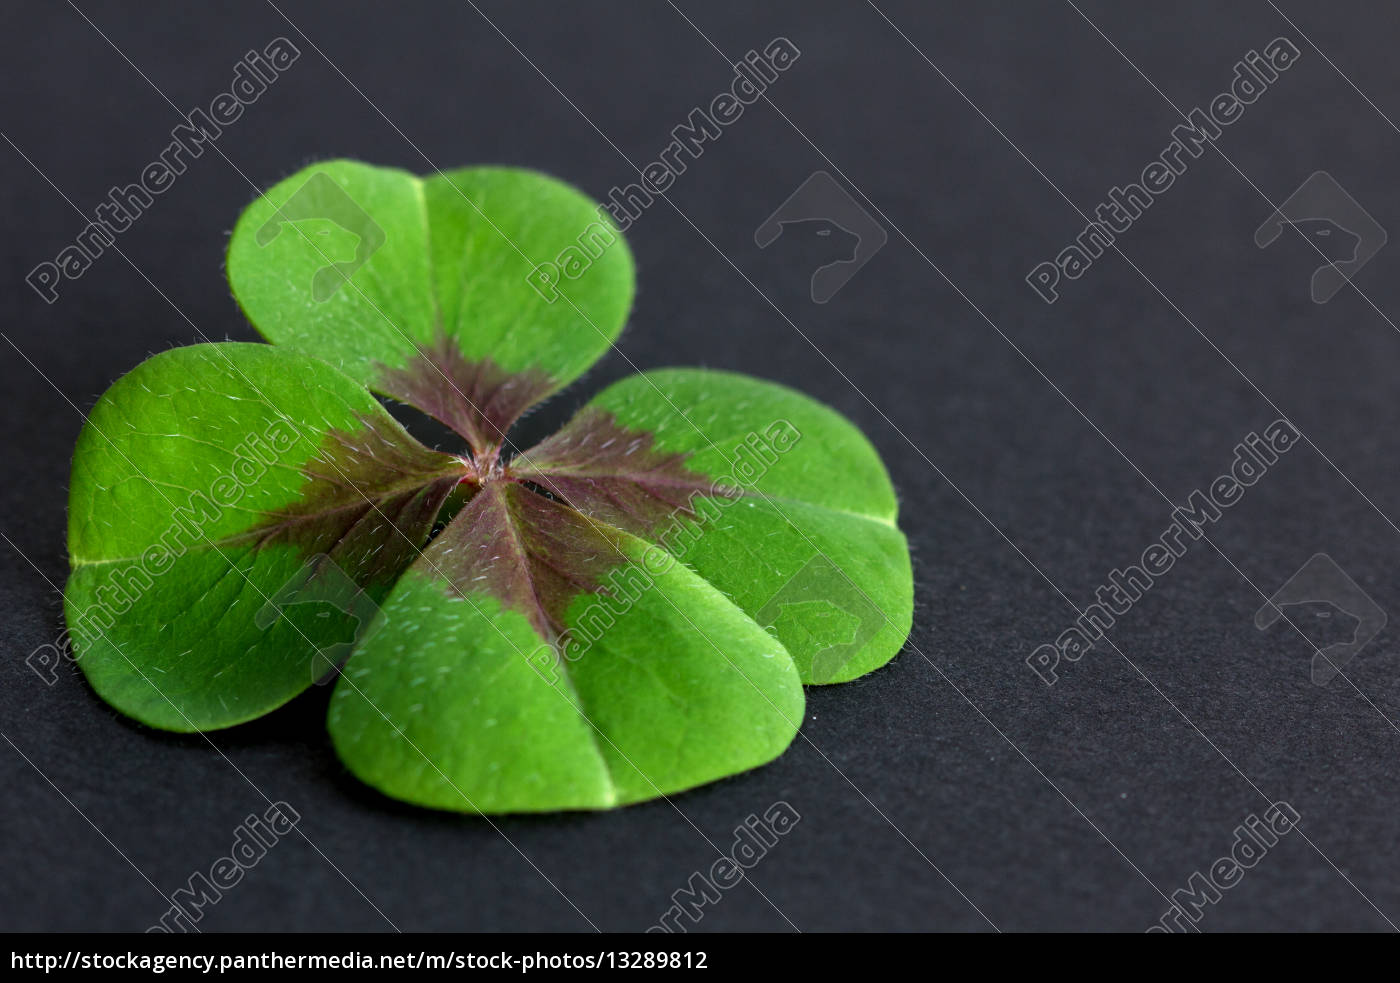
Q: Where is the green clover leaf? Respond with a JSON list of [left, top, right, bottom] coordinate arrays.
[[65, 160, 913, 813]]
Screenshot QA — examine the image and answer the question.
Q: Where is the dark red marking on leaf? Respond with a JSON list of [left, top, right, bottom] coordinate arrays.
[[373, 335, 556, 458], [242, 413, 466, 587], [510, 408, 735, 539], [422, 479, 620, 640]]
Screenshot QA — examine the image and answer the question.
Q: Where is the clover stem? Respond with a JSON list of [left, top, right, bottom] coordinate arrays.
[[455, 443, 508, 486]]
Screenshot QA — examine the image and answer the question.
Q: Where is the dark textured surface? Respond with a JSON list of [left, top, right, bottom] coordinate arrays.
[[5, 0, 1400, 932]]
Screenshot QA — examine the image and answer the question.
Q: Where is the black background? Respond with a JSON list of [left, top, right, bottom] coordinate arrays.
[[5, 0, 1400, 933]]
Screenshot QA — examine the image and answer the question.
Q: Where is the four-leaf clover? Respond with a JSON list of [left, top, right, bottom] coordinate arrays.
[[64, 161, 913, 813]]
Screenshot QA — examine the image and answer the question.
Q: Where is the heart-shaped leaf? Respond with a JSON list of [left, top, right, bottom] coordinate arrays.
[[514, 369, 912, 684], [328, 481, 802, 813], [65, 160, 914, 814], [66, 342, 464, 731], [226, 161, 635, 454]]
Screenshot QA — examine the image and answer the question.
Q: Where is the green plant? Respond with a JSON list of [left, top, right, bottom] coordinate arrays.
[[65, 160, 913, 813]]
